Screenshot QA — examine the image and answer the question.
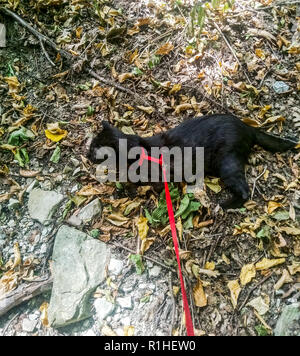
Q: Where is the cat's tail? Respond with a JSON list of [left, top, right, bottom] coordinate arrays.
[[254, 129, 298, 153]]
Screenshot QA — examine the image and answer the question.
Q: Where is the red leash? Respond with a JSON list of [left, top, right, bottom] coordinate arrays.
[[139, 148, 195, 336]]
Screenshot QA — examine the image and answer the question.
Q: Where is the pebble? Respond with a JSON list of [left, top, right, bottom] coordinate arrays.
[[148, 265, 161, 277], [108, 258, 124, 275], [117, 296, 133, 309], [94, 297, 115, 322], [273, 81, 290, 94], [22, 318, 38, 333]]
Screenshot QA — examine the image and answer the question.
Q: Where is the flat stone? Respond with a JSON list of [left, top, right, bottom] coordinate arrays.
[[28, 189, 64, 225], [68, 199, 102, 226], [117, 296, 133, 309], [108, 258, 124, 275], [48, 225, 109, 328], [22, 318, 38, 333], [94, 297, 115, 323], [274, 303, 300, 336], [148, 265, 161, 277]]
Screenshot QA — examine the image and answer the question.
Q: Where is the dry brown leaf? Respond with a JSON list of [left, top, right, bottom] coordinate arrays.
[[39, 302, 49, 327], [279, 226, 300, 236], [19, 169, 40, 177], [193, 278, 207, 308], [137, 106, 154, 115], [77, 184, 115, 196], [118, 72, 134, 83], [267, 201, 282, 214], [227, 279, 241, 309], [155, 42, 174, 55], [137, 216, 149, 241]]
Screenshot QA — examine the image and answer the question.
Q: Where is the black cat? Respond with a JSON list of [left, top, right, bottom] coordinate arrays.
[[87, 114, 298, 209]]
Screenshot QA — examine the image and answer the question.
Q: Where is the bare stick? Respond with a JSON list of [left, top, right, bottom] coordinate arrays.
[[251, 166, 267, 200], [0, 7, 151, 107], [0, 278, 53, 318], [39, 37, 56, 67]]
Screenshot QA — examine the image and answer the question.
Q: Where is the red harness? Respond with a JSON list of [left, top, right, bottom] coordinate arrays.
[[139, 147, 195, 336]]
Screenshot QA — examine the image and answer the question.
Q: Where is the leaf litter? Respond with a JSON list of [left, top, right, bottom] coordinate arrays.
[[0, 0, 299, 336]]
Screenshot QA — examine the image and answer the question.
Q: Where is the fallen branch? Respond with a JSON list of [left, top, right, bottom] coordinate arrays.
[[0, 7, 151, 107], [0, 278, 53, 318]]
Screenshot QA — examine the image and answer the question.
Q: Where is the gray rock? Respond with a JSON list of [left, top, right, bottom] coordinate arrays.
[[28, 189, 64, 225], [7, 198, 20, 210], [108, 258, 124, 275], [272, 81, 290, 94], [274, 303, 300, 336], [94, 297, 115, 322], [117, 296, 133, 309], [22, 318, 38, 333], [68, 198, 102, 226], [48, 225, 109, 328], [149, 265, 161, 277]]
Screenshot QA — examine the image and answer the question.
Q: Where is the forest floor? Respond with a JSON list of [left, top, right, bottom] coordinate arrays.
[[0, 0, 299, 336]]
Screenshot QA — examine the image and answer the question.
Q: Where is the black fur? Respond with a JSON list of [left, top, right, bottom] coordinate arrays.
[[88, 114, 297, 209]]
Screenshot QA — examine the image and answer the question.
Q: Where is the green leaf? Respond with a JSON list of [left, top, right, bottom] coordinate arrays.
[[148, 55, 161, 69], [181, 200, 201, 219], [175, 194, 190, 218], [8, 127, 35, 146], [130, 254, 145, 274], [257, 225, 271, 241], [132, 67, 144, 76], [183, 213, 194, 229], [90, 229, 100, 238], [62, 199, 73, 219], [255, 325, 269, 336], [272, 210, 290, 221], [50, 146, 61, 163], [86, 106, 95, 116], [14, 148, 29, 167]]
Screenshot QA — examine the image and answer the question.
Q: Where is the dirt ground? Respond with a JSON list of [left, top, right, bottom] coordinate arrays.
[[0, 0, 299, 336]]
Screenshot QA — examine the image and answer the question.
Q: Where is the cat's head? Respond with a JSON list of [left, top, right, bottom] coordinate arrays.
[[87, 121, 120, 163]]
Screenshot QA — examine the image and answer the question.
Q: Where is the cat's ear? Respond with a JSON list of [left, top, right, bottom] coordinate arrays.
[[102, 121, 112, 131]]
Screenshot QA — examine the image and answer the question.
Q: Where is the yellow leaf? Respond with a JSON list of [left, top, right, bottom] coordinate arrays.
[[174, 103, 193, 114], [3, 76, 20, 94], [280, 226, 300, 236], [296, 143, 300, 149], [0, 270, 18, 297], [169, 83, 181, 95], [39, 302, 49, 327], [118, 72, 134, 83], [222, 253, 230, 265], [240, 264, 256, 286], [204, 261, 215, 271], [75, 26, 83, 39], [11, 242, 21, 269], [124, 325, 135, 336], [255, 258, 285, 271], [193, 278, 207, 308], [255, 48, 265, 59], [155, 42, 174, 56], [137, 106, 154, 115], [287, 262, 300, 275], [137, 216, 149, 241], [267, 201, 281, 214], [227, 279, 241, 309], [127, 25, 140, 36], [205, 177, 222, 193], [45, 123, 68, 142], [140, 237, 155, 255]]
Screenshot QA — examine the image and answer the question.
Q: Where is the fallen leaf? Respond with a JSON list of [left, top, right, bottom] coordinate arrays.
[[227, 279, 241, 309], [267, 201, 282, 214], [137, 216, 149, 241], [240, 264, 256, 286], [45, 123, 68, 142], [155, 42, 174, 55], [247, 296, 269, 315], [118, 72, 134, 83], [255, 258, 285, 271], [124, 325, 135, 336], [39, 302, 49, 327], [193, 278, 207, 307], [137, 106, 154, 115]]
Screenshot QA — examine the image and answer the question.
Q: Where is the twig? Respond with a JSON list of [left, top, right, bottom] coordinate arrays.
[[0, 7, 151, 107], [111, 241, 176, 273], [2, 312, 19, 336], [39, 37, 56, 67], [238, 271, 274, 311], [251, 166, 267, 200], [211, 21, 252, 85], [0, 278, 53, 318]]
